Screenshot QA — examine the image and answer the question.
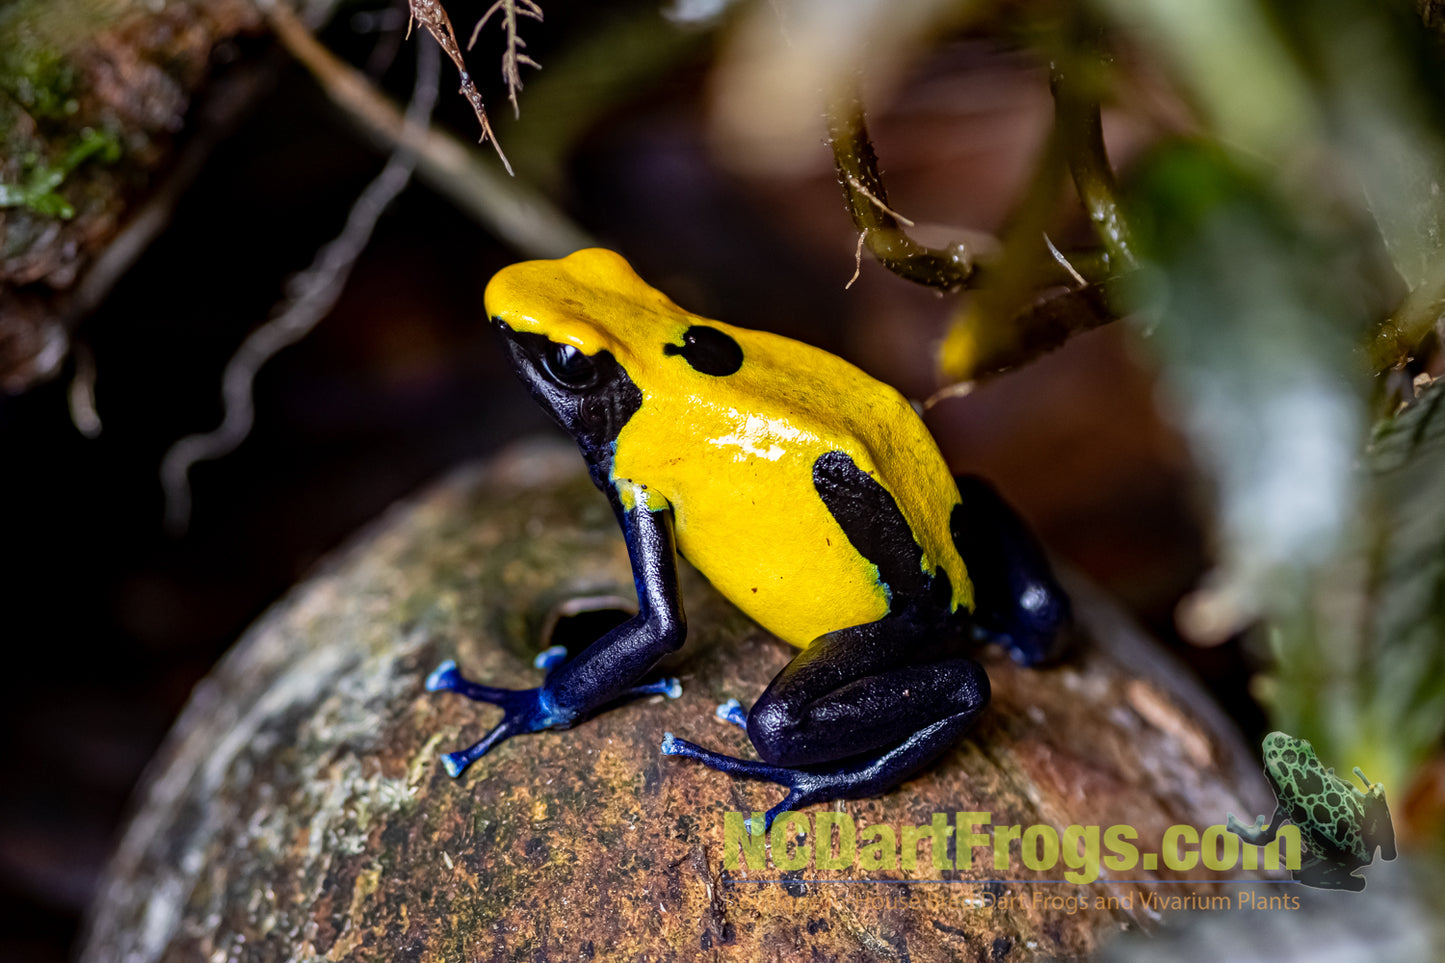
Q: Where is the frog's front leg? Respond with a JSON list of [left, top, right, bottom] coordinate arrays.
[[1226, 805, 1288, 846], [663, 613, 988, 830], [429, 502, 686, 777]]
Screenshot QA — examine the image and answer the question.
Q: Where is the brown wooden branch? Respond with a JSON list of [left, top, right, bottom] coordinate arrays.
[[826, 95, 976, 291], [933, 279, 1120, 392]]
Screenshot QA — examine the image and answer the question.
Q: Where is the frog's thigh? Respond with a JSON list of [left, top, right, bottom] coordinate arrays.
[[951, 474, 1071, 665], [746, 617, 988, 769], [1297, 854, 1366, 892]]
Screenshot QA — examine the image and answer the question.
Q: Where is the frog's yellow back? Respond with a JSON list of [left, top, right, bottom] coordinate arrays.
[[485, 248, 971, 647]]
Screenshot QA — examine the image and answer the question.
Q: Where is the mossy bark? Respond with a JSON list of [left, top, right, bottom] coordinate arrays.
[[0, 0, 268, 393], [80, 440, 1271, 962]]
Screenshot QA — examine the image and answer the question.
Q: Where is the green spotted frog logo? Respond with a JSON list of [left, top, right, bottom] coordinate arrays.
[[1227, 731, 1396, 891]]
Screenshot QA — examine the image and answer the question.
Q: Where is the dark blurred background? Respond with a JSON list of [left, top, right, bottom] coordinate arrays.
[[0, 4, 1235, 959]]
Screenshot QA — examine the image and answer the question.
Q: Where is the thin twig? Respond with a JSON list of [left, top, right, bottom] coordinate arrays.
[[159, 30, 442, 533], [67, 341, 101, 438], [845, 230, 865, 289], [268, 3, 590, 257], [1044, 233, 1088, 287], [409, 0, 512, 174], [936, 124, 1124, 382], [471, 0, 544, 117]]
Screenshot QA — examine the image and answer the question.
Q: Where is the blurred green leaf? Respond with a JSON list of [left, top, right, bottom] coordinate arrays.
[[1093, 0, 1318, 159], [1270, 380, 1445, 792], [1272, 0, 1445, 292], [1123, 141, 1376, 617]]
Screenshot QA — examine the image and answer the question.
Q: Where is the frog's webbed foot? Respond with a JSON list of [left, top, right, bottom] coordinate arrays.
[[663, 713, 974, 832], [427, 657, 681, 777], [659, 734, 884, 833], [425, 660, 578, 776], [661, 733, 808, 831], [1226, 812, 1275, 846]]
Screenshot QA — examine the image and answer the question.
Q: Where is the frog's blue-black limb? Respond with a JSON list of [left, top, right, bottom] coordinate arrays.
[[425, 662, 552, 777], [663, 616, 989, 829], [428, 504, 686, 778], [430, 660, 681, 777], [950, 475, 1071, 666], [664, 713, 981, 832]]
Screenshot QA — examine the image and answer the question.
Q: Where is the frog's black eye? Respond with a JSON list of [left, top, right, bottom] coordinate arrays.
[[543, 342, 597, 388]]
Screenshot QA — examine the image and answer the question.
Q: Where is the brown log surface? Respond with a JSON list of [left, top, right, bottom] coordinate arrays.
[[79, 439, 1271, 962]]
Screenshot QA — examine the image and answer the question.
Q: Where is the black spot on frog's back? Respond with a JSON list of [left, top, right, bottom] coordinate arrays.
[[664, 325, 743, 376], [812, 450, 930, 605], [1296, 767, 1324, 796]]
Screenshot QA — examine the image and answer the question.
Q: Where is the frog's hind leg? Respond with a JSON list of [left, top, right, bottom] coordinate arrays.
[[663, 616, 989, 830], [951, 475, 1071, 666], [1295, 850, 1368, 891]]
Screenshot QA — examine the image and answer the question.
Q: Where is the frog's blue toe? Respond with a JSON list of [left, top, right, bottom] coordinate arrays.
[[533, 645, 569, 671], [627, 677, 681, 700], [441, 751, 467, 778], [426, 660, 460, 692], [661, 731, 680, 754], [438, 716, 524, 777], [715, 698, 747, 729]]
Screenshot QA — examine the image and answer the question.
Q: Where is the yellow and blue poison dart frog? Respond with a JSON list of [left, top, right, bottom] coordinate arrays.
[[427, 248, 1070, 828]]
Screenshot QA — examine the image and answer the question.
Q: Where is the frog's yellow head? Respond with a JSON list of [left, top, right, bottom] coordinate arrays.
[[485, 248, 696, 369], [486, 249, 748, 456]]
